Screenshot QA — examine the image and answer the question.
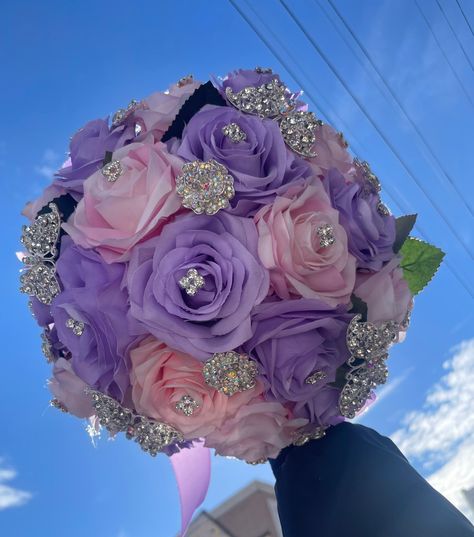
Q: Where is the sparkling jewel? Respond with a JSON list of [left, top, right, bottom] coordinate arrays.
[[102, 160, 123, 182], [317, 224, 335, 248], [175, 395, 199, 416], [66, 317, 85, 336], [345, 314, 399, 363], [203, 352, 258, 396], [177, 74, 194, 87], [87, 390, 183, 456], [279, 111, 321, 157], [377, 201, 390, 216], [338, 131, 349, 148], [40, 331, 55, 363], [255, 66, 273, 74], [293, 427, 326, 446], [50, 398, 68, 413], [225, 78, 295, 118], [19, 203, 61, 305], [305, 370, 327, 385], [176, 159, 235, 215], [112, 99, 140, 127], [222, 122, 247, 143], [246, 458, 268, 465], [179, 268, 205, 296], [134, 123, 142, 137], [354, 159, 381, 193]]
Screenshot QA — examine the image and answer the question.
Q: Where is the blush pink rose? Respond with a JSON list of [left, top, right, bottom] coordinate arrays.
[[309, 123, 353, 178], [354, 256, 412, 323], [48, 358, 95, 418], [130, 336, 262, 439], [205, 397, 308, 462], [255, 180, 357, 306], [63, 140, 184, 263]]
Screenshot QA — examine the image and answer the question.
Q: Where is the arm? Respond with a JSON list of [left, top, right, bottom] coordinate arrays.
[[270, 422, 474, 537]]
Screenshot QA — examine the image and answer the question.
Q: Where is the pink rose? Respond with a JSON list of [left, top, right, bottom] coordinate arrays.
[[63, 140, 184, 263], [255, 180, 356, 306], [48, 358, 95, 418], [205, 397, 308, 462], [130, 336, 261, 439], [354, 256, 412, 323], [309, 123, 353, 178]]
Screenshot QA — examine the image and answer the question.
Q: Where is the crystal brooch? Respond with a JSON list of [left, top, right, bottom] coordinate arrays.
[[111, 99, 141, 127], [19, 203, 61, 305], [305, 370, 327, 385], [203, 352, 258, 396], [317, 224, 335, 248], [179, 268, 205, 296], [338, 314, 399, 419], [222, 122, 247, 143], [87, 390, 183, 457], [175, 395, 199, 417], [293, 427, 327, 446], [66, 317, 85, 336], [176, 160, 235, 215], [102, 160, 123, 182], [279, 111, 321, 158]]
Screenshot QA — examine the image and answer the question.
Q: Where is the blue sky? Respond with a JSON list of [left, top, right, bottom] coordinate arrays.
[[1, 0, 474, 535]]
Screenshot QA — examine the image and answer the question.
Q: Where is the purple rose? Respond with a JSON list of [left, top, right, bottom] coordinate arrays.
[[219, 68, 281, 95], [54, 118, 135, 195], [292, 386, 345, 428], [127, 212, 269, 359], [243, 298, 351, 424], [171, 105, 312, 215], [51, 236, 134, 401], [324, 168, 396, 270]]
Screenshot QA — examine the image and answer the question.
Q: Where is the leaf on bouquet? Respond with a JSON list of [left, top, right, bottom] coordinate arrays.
[[393, 214, 417, 253], [400, 237, 445, 295]]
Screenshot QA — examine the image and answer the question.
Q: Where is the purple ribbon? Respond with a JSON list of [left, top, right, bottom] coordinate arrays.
[[170, 442, 211, 536]]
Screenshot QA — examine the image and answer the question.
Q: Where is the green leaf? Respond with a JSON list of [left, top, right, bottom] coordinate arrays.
[[349, 294, 368, 321], [393, 214, 417, 253], [400, 237, 445, 295]]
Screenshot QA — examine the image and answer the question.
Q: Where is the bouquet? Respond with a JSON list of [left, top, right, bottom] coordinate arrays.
[[19, 67, 444, 529]]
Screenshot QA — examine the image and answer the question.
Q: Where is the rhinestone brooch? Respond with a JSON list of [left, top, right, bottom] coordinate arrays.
[[293, 427, 327, 446], [66, 317, 85, 336], [377, 201, 390, 216], [175, 395, 199, 417], [338, 314, 399, 419], [354, 159, 381, 193], [40, 330, 55, 363], [203, 352, 258, 396], [179, 268, 205, 296], [176, 160, 235, 215], [50, 398, 68, 413], [305, 370, 327, 385], [19, 203, 61, 305], [177, 74, 194, 87], [279, 111, 322, 158], [111, 99, 141, 127], [102, 160, 123, 182], [317, 224, 335, 248], [87, 390, 183, 457], [222, 122, 247, 143]]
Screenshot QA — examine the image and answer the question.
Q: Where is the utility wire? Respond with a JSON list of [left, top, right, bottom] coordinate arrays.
[[228, 0, 474, 299], [414, 0, 474, 106], [277, 0, 474, 260], [455, 0, 474, 39], [435, 0, 474, 72], [323, 0, 474, 218]]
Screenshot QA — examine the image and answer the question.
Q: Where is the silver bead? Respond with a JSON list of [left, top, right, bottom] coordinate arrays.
[[179, 268, 205, 296]]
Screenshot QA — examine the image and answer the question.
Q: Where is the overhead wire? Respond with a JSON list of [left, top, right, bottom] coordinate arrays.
[[322, 0, 474, 218], [227, 0, 474, 299], [455, 0, 474, 40]]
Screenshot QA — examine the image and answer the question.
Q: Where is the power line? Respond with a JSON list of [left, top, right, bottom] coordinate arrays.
[[455, 0, 474, 39], [414, 0, 474, 106], [320, 0, 474, 218], [228, 0, 474, 299], [277, 0, 474, 260], [435, 0, 474, 72]]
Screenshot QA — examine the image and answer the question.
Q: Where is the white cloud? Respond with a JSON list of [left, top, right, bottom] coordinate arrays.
[[391, 338, 474, 521], [0, 459, 32, 511], [34, 148, 62, 180]]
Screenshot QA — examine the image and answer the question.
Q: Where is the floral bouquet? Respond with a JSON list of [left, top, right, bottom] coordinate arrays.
[[19, 67, 444, 531]]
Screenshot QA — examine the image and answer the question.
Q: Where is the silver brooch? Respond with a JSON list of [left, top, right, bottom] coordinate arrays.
[[87, 390, 183, 456], [19, 203, 61, 305], [255, 67, 273, 74], [177, 74, 194, 87], [317, 224, 335, 248], [176, 160, 235, 215], [225, 78, 295, 118], [305, 370, 327, 385], [179, 268, 205, 296], [293, 427, 327, 446], [377, 201, 390, 216], [66, 317, 85, 336], [354, 159, 381, 193], [203, 352, 258, 396], [102, 160, 123, 182], [222, 122, 247, 143], [175, 395, 199, 416], [279, 111, 322, 158], [338, 315, 399, 419], [111, 99, 141, 127], [50, 398, 68, 413], [41, 330, 55, 363]]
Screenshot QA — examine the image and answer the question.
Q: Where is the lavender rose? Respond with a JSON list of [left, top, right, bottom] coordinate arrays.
[[171, 105, 313, 215], [218, 67, 281, 94], [243, 298, 351, 424], [324, 168, 396, 270], [51, 237, 135, 401], [127, 212, 269, 359]]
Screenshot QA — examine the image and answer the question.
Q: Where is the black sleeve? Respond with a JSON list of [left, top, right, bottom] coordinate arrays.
[[270, 422, 474, 537]]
